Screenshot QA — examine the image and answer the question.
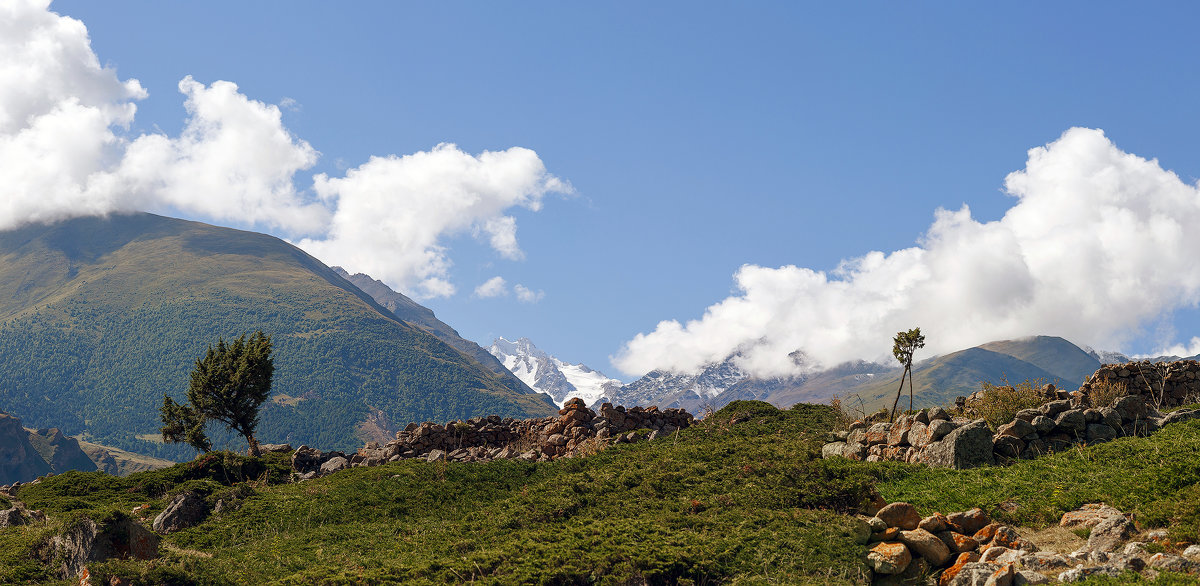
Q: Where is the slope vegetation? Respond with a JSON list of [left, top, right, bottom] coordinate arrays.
[[0, 213, 554, 459]]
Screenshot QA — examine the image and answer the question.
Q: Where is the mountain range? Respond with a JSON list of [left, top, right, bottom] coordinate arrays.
[[487, 337, 623, 407], [0, 213, 555, 460], [492, 334, 1195, 415]]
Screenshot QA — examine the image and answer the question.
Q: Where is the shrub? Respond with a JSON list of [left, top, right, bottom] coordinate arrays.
[[963, 378, 1046, 428], [1089, 379, 1128, 409]]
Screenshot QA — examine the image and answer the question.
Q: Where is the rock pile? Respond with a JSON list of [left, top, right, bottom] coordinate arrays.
[[823, 372, 1200, 469], [290, 399, 693, 480], [861, 501, 1200, 584], [1079, 360, 1200, 409]]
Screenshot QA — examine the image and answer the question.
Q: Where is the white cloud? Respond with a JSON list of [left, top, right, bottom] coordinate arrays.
[[297, 144, 570, 299], [474, 276, 509, 298], [615, 128, 1200, 378], [514, 284, 544, 304], [0, 0, 145, 229], [0, 2, 567, 299], [107, 76, 327, 234]]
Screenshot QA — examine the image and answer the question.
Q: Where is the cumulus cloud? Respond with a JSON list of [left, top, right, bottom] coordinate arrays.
[[514, 284, 544, 304], [615, 128, 1200, 378], [0, 1, 567, 299], [474, 276, 508, 298], [297, 144, 570, 299]]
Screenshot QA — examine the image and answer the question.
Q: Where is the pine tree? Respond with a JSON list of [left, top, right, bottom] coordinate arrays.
[[161, 331, 274, 456]]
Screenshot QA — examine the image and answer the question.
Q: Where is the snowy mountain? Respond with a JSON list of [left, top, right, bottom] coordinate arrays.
[[604, 357, 751, 413], [488, 338, 623, 407]]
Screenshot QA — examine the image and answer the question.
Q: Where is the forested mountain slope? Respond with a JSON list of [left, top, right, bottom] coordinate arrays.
[[0, 213, 555, 459]]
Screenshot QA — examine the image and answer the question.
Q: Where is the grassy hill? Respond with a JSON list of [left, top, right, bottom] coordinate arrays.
[[837, 337, 1101, 413], [0, 213, 554, 460], [6, 401, 1200, 583], [0, 402, 876, 585]]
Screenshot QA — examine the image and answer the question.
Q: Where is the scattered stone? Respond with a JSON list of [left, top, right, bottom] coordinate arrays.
[[1086, 514, 1134, 553], [1060, 503, 1123, 530], [152, 491, 208, 534], [867, 541, 912, 575], [320, 456, 349, 473], [876, 502, 922, 530], [1057, 566, 1124, 582], [936, 530, 979, 553], [899, 528, 952, 566], [919, 513, 950, 534], [946, 508, 991, 536]]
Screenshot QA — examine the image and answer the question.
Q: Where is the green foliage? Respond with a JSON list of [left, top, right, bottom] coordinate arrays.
[[890, 327, 926, 420], [964, 378, 1048, 428], [10, 404, 875, 584], [163, 332, 274, 457]]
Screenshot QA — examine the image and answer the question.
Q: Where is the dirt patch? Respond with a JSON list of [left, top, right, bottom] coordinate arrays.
[[1016, 524, 1086, 554]]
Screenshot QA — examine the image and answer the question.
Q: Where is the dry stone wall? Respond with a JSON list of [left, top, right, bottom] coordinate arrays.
[[1080, 360, 1200, 408], [290, 398, 694, 480], [823, 361, 1200, 469]]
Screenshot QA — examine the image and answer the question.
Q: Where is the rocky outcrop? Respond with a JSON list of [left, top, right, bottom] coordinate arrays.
[[0, 411, 52, 484], [50, 513, 159, 578], [152, 491, 209, 534], [290, 400, 693, 480]]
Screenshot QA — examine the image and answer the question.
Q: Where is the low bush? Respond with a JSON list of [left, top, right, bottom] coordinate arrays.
[[962, 378, 1047, 428]]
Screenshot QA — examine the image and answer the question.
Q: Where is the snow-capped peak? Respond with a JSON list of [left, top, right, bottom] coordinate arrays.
[[488, 337, 623, 408]]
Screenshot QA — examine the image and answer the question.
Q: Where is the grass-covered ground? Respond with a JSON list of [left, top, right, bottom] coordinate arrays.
[[7, 400, 1200, 584], [1, 401, 877, 585]]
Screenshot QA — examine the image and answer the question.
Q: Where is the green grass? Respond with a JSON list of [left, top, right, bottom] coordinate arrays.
[[13, 402, 1200, 584], [863, 419, 1200, 542], [5, 402, 877, 585]]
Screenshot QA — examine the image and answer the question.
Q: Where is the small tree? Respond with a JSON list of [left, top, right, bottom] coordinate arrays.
[[161, 331, 274, 457], [889, 327, 926, 422]]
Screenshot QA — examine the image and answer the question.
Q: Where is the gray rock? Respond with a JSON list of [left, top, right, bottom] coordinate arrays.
[[1086, 423, 1117, 443], [1014, 408, 1041, 422], [290, 445, 325, 474], [0, 506, 26, 528], [927, 419, 957, 442], [997, 419, 1036, 438], [947, 561, 1011, 585], [1099, 407, 1123, 431], [258, 443, 292, 453], [1057, 566, 1125, 582], [928, 407, 951, 421], [425, 450, 447, 462], [152, 491, 209, 534], [1014, 569, 1051, 584], [1113, 395, 1150, 422], [1055, 409, 1087, 432], [923, 420, 994, 469], [1042, 399, 1072, 417], [992, 434, 1024, 459], [1030, 415, 1055, 434], [320, 455, 349, 473], [1086, 514, 1134, 553], [52, 513, 159, 578]]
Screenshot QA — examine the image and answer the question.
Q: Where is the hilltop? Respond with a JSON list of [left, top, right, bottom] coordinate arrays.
[[0, 213, 554, 460]]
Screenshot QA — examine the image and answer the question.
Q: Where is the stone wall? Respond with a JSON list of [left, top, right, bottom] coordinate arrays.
[[291, 398, 694, 480], [822, 360, 1200, 469], [1080, 360, 1200, 408]]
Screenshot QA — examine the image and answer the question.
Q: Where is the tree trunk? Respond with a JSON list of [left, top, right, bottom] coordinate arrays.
[[907, 359, 915, 413], [245, 433, 261, 458], [889, 367, 909, 422]]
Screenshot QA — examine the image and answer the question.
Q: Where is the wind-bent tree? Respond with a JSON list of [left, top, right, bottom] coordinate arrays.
[[889, 327, 926, 422], [161, 331, 274, 457]]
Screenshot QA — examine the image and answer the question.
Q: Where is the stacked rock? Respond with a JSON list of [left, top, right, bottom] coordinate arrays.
[[862, 502, 1043, 585], [289, 400, 694, 480], [823, 393, 1200, 469], [1080, 360, 1200, 409]]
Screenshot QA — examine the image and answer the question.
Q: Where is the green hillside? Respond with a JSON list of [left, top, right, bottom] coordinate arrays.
[[0, 213, 554, 460], [839, 347, 1069, 413], [977, 335, 1100, 383]]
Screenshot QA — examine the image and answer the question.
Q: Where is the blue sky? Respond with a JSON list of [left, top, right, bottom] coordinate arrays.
[[18, 1, 1200, 379]]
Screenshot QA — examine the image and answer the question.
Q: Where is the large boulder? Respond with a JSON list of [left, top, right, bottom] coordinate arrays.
[[922, 420, 995, 469], [152, 491, 209, 534], [51, 513, 159, 578]]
